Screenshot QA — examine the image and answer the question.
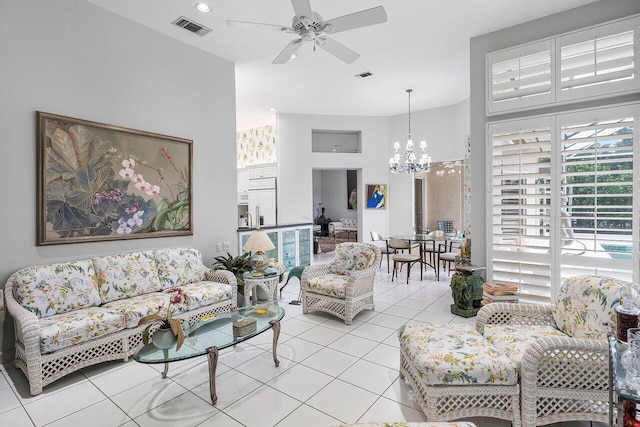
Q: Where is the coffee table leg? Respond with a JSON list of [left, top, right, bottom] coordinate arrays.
[[270, 319, 281, 367], [161, 349, 169, 378], [206, 346, 219, 405]]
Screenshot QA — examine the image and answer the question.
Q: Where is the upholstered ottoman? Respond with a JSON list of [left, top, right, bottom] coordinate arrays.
[[398, 323, 521, 426]]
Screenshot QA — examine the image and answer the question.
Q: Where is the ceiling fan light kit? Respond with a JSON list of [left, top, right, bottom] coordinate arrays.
[[227, 0, 387, 64]]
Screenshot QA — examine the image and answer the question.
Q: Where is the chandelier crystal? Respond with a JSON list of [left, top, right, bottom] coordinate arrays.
[[388, 89, 431, 174]]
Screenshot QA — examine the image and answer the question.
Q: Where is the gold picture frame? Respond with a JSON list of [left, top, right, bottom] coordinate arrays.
[[37, 111, 193, 245]]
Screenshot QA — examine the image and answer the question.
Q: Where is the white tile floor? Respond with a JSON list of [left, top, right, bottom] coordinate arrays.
[[0, 251, 607, 427]]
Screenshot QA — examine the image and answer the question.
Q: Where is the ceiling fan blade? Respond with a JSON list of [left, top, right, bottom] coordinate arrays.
[[290, 0, 313, 19], [227, 20, 293, 33], [323, 6, 387, 34], [273, 38, 304, 64], [316, 37, 360, 64]]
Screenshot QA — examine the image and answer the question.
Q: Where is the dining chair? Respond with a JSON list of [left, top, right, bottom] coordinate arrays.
[[439, 240, 462, 276], [389, 239, 422, 284], [370, 231, 395, 273]]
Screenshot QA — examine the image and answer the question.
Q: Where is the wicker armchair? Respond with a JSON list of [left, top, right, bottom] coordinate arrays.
[[476, 275, 638, 427], [301, 242, 381, 324]]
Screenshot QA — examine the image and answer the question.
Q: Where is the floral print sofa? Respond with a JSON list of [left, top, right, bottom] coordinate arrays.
[[5, 247, 236, 395]]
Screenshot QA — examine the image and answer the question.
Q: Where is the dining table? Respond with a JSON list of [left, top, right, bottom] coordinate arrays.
[[389, 233, 464, 281]]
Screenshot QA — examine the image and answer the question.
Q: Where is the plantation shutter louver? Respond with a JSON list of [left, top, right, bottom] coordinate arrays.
[[558, 18, 639, 102], [489, 121, 552, 303], [487, 40, 553, 114], [559, 108, 636, 278]]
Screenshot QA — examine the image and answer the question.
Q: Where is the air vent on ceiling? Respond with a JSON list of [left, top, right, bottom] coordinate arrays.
[[354, 71, 373, 79], [172, 16, 212, 36]]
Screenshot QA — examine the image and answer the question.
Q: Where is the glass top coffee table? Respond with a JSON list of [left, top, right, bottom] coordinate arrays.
[[134, 304, 285, 405]]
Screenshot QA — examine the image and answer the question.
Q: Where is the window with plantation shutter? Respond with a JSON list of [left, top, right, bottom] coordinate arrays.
[[486, 15, 640, 116], [489, 120, 553, 303], [487, 105, 640, 303], [558, 107, 636, 280], [558, 18, 639, 102], [487, 40, 553, 114]]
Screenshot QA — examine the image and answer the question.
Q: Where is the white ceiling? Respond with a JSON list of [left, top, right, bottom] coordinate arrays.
[[88, 0, 598, 130]]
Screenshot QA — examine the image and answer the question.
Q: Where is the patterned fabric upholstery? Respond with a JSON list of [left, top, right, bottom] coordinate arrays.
[[307, 274, 349, 299], [551, 275, 631, 339], [482, 324, 568, 368], [11, 260, 101, 319], [178, 281, 232, 310], [93, 251, 162, 304], [39, 308, 126, 353], [339, 218, 357, 229], [399, 323, 517, 386], [154, 248, 207, 289], [102, 291, 186, 328], [328, 242, 378, 275]]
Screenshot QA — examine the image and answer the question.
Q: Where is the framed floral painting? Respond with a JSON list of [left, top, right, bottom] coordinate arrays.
[[37, 112, 192, 245]]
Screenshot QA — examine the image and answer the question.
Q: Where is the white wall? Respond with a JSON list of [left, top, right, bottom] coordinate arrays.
[[278, 114, 389, 241], [0, 0, 237, 354], [387, 99, 470, 235], [469, 0, 640, 266]]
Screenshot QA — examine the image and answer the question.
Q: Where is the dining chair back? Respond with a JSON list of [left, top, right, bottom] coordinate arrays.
[[370, 231, 395, 273]]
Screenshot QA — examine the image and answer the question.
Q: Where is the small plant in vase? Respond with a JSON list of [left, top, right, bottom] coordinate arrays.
[[212, 252, 252, 295], [138, 288, 186, 350]]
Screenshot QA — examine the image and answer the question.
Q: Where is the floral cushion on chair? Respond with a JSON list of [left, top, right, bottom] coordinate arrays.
[[93, 251, 162, 304], [11, 260, 101, 319], [328, 242, 377, 275], [102, 291, 185, 328], [399, 323, 517, 386], [551, 275, 632, 339], [154, 248, 207, 289], [482, 324, 568, 368], [307, 274, 350, 299]]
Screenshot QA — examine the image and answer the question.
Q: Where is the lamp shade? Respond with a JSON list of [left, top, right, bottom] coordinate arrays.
[[242, 230, 275, 253]]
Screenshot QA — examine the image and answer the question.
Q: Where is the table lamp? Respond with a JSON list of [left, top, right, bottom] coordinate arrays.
[[242, 229, 275, 274]]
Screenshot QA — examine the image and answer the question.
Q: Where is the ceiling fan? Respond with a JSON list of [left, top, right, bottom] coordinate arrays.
[[227, 0, 387, 64]]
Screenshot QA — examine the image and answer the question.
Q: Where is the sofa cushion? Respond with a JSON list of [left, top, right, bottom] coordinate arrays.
[[178, 281, 232, 310], [399, 323, 518, 386], [154, 248, 207, 289], [93, 251, 162, 304], [329, 242, 377, 275], [339, 218, 357, 229], [307, 273, 349, 299], [11, 260, 100, 319], [482, 324, 568, 368], [552, 275, 631, 339], [39, 307, 126, 353], [102, 291, 186, 328]]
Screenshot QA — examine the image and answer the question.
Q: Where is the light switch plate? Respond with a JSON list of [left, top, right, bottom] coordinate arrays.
[[223, 242, 230, 251], [216, 243, 222, 252]]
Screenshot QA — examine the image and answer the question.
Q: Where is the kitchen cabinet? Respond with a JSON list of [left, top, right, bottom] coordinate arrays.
[[248, 164, 276, 179]]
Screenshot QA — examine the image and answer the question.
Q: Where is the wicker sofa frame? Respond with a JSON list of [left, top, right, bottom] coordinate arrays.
[[5, 269, 237, 396], [476, 302, 611, 427], [301, 243, 381, 325]]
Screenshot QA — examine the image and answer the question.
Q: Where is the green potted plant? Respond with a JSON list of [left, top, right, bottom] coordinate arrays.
[[212, 252, 252, 307]]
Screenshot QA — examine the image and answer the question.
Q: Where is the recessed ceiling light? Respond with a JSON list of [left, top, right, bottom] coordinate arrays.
[[195, 3, 212, 13], [269, 108, 276, 112], [290, 53, 297, 60]]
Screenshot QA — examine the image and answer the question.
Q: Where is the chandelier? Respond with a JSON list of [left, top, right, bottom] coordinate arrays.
[[388, 89, 431, 174]]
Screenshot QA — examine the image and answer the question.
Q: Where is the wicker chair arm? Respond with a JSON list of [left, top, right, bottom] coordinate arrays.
[[301, 264, 331, 284], [4, 277, 41, 356], [348, 268, 377, 281], [205, 268, 238, 309], [476, 302, 555, 332]]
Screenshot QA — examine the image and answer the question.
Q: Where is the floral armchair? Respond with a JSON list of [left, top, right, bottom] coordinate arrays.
[[301, 242, 381, 324], [476, 275, 638, 427]]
